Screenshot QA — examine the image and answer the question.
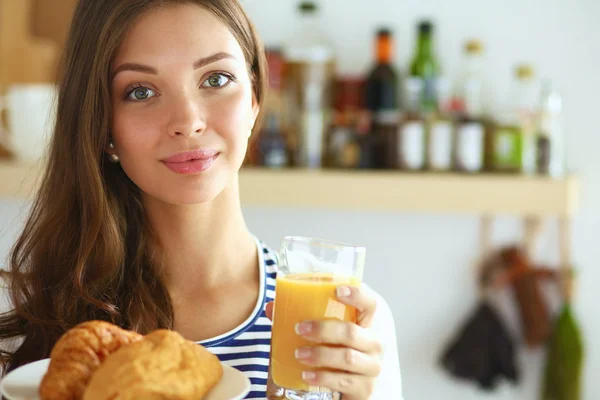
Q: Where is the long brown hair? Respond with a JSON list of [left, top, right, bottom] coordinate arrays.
[[0, 0, 267, 374]]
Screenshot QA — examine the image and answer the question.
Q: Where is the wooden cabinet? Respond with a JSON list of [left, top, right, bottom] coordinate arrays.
[[0, 0, 75, 86], [31, 0, 76, 57]]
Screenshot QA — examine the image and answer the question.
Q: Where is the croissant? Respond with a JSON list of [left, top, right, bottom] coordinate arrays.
[[39, 320, 144, 400], [82, 329, 223, 400]]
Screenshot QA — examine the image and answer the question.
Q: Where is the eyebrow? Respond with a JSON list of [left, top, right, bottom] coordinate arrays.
[[111, 52, 237, 80]]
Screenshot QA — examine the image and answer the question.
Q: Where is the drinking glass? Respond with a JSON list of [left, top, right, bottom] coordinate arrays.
[[267, 236, 366, 400]]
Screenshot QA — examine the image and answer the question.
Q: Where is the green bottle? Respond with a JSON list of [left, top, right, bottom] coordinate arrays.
[[541, 303, 584, 400], [491, 64, 537, 173], [409, 20, 440, 114]]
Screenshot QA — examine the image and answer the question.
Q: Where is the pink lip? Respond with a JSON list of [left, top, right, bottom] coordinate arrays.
[[161, 150, 219, 174], [162, 149, 219, 163]]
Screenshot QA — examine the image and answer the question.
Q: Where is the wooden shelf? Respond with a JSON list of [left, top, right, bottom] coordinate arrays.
[[239, 168, 579, 216], [0, 161, 580, 216]]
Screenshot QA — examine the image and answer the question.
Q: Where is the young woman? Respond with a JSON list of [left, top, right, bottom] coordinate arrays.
[[0, 1, 402, 398]]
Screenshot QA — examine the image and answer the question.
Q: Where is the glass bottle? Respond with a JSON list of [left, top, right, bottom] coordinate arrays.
[[452, 40, 486, 173], [409, 20, 440, 114], [398, 77, 426, 171], [456, 39, 485, 121], [536, 80, 565, 177], [489, 64, 538, 173], [326, 76, 363, 169], [282, 1, 335, 168], [258, 113, 289, 168], [425, 76, 453, 172], [363, 28, 400, 169]]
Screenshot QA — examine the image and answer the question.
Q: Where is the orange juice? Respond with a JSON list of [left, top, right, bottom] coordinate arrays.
[[270, 273, 360, 391]]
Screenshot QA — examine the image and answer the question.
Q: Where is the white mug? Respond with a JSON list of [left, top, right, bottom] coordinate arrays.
[[0, 84, 58, 161]]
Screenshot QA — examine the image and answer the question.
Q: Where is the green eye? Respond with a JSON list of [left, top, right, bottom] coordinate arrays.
[[208, 74, 224, 87], [127, 86, 155, 101], [202, 73, 232, 88]]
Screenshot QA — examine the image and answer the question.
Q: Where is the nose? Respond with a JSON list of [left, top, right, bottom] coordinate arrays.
[[166, 93, 207, 137]]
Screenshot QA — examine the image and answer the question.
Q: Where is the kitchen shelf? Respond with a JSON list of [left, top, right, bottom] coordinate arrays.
[[0, 161, 579, 216]]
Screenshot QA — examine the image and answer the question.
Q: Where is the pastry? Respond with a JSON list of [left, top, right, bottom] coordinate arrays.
[[82, 329, 223, 400], [39, 320, 144, 400]]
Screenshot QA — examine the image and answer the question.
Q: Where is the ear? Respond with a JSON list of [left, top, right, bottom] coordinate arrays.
[[250, 93, 260, 130]]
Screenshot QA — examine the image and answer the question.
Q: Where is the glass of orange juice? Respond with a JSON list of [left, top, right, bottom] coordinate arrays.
[[267, 236, 366, 400]]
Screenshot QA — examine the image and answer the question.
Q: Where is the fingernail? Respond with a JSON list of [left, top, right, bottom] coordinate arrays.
[[302, 371, 317, 382], [337, 286, 352, 298], [295, 347, 312, 360], [295, 322, 312, 335]]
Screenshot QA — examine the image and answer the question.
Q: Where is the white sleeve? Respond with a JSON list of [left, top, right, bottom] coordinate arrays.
[[363, 284, 404, 400]]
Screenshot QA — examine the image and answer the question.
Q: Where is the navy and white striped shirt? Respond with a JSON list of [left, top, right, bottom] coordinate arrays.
[[199, 238, 276, 399]]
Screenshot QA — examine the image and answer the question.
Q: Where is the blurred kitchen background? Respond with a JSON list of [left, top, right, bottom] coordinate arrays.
[[0, 0, 599, 399]]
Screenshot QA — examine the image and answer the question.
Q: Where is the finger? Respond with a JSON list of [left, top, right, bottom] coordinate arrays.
[[265, 301, 274, 321], [295, 346, 381, 377], [296, 320, 382, 355], [302, 370, 375, 400], [336, 285, 377, 327]]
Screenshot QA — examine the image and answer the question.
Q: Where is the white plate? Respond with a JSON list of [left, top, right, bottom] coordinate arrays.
[[1, 358, 250, 400]]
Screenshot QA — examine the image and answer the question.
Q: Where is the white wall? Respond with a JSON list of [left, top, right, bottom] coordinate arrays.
[[241, 1, 599, 399], [0, 0, 598, 399]]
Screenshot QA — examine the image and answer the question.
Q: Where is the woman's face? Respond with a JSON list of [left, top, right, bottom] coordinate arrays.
[[110, 4, 258, 205]]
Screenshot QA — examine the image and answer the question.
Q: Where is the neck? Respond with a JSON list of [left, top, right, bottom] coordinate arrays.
[[418, 35, 432, 58], [143, 175, 257, 297]]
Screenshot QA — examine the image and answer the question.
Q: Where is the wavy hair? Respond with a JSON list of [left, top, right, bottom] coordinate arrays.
[[0, 0, 267, 373]]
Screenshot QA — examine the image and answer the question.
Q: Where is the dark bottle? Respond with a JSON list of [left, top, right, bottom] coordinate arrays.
[[363, 28, 400, 169], [257, 113, 288, 168], [254, 48, 288, 168], [326, 76, 364, 169]]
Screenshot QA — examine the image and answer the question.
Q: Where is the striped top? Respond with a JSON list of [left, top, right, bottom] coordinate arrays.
[[198, 237, 276, 399]]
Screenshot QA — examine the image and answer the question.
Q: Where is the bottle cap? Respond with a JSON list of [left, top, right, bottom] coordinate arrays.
[[375, 27, 393, 62], [299, 1, 317, 13], [515, 64, 534, 80], [418, 20, 433, 34], [377, 28, 392, 37], [465, 39, 483, 54]]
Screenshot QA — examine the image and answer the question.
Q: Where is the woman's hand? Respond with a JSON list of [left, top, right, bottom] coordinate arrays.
[[266, 285, 382, 400]]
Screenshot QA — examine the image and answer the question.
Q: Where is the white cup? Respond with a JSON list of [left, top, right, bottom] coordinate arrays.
[[0, 84, 58, 161]]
